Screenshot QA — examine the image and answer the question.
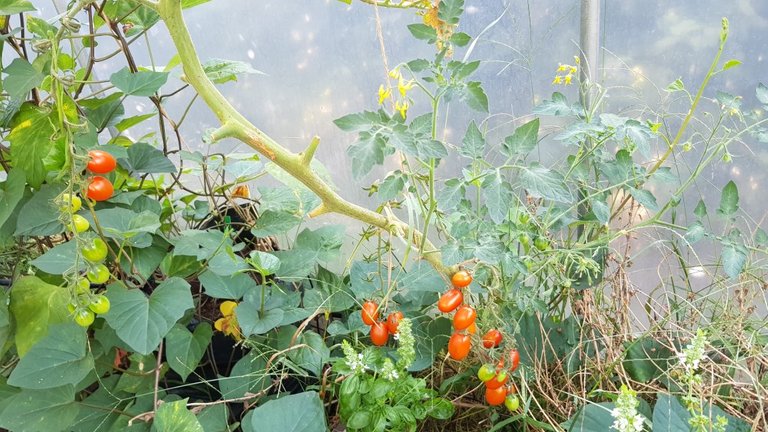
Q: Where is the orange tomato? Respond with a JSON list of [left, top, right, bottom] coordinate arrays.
[[448, 332, 471, 360], [451, 270, 472, 288], [361, 301, 378, 326], [386, 311, 403, 334], [509, 349, 521, 372], [485, 386, 507, 406], [437, 289, 463, 313], [370, 321, 389, 346], [482, 329, 503, 348], [453, 305, 477, 330]]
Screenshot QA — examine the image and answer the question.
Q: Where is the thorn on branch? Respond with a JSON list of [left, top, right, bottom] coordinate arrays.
[[202, 122, 238, 144], [309, 203, 330, 218], [300, 135, 320, 167]]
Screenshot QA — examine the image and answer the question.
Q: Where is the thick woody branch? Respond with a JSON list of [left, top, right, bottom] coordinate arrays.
[[157, 0, 452, 276]]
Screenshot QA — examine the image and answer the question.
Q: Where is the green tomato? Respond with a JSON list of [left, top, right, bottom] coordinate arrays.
[[533, 236, 550, 251], [74, 309, 95, 327], [88, 295, 110, 315], [477, 364, 496, 382], [87, 264, 111, 284], [66, 302, 77, 314], [60, 193, 82, 213], [518, 233, 530, 250], [75, 278, 90, 294], [71, 214, 90, 233], [504, 394, 520, 412], [82, 238, 108, 262]]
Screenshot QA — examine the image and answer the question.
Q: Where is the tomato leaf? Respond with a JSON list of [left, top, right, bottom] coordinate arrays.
[[482, 170, 515, 224], [102, 278, 193, 354], [406, 24, 437, 43], [438, 0, 464, 25], [460, 120, 485, 159], [503, 118, 540, 156], [519, 164, 573, 203], [462, 81, 489, 113], [717, 180, 739, 217]]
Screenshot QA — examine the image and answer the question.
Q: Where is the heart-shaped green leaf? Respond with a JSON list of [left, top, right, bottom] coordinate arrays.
[[103, 278, 193, 354]]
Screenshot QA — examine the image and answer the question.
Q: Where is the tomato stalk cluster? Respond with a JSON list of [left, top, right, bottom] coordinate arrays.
[[56, 149, 118, 327]]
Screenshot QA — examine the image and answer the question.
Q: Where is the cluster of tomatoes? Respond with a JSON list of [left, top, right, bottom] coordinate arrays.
[[439, 270, 522, 411], [478, 349, 521, 411], [85, 150, 116, 201], [438, 270, 475, 361], [361, 301, 403, 346], [59, 189, 113, 326]]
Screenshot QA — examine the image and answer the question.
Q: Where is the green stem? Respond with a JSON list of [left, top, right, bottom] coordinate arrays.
[[156, 0, 452, 276]]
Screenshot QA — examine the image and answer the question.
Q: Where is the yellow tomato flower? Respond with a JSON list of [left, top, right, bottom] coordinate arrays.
[[378, 84, 392, 105], [388, 68, 401, 80], [394, 100, 409, 118], [552, 75, 563, 85], [564, 74, 573, 85], [214, 301, 242, 341], [569, 65, 578, 74], [397, 78, 415, 97], [557, 63, 568, 72]]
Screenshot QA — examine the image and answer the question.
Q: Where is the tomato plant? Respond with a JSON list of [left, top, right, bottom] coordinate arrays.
[[0, 1, 762, 431]]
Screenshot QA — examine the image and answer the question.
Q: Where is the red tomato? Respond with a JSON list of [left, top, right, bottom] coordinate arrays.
[[370, 321, 389, 346], [361, 301, 378, 326], [86, 176, 113, 201], [482, 329, 503, 349], [485, 371, 508, 390], [485, 386, 507, 406], [87, 150, 117, 174], [448, 332, 471, 360], [453, 305, 477, 330], [437, 289, 463, 313], [509, 349, 521, 372], [451, 270, 472, 288], [386, 311, 403, 334]]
